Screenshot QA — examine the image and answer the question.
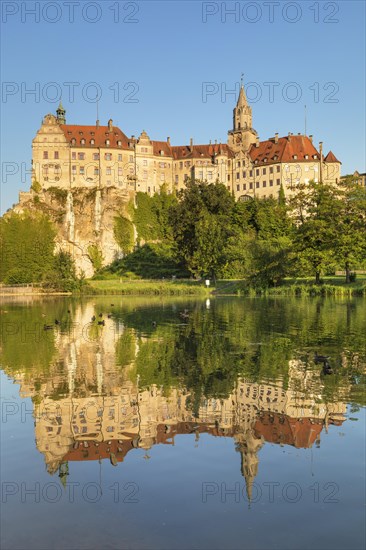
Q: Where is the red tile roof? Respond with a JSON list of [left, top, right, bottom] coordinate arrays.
[[172, 143, 234, 160], [152, 140, 173, 157], [324, 150, 341, 163], [60, 124, 130, 149], [254, 413, 323, 448], [249, 135, 320, 166]]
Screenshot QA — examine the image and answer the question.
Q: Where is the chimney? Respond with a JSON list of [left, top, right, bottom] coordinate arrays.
[[189, 137, 193, 151], [214, 139, 217, 145], [167, 136, 170, 145], [108, 119, 113, 131], [255, 136, 259, 148], [309, 134, 313, 143], [274, 132, 278, 143], [209, 140, 212, 145], [298, 132, 301, 136], [96, 119, 100, 128], [319, 141, 323, 157]]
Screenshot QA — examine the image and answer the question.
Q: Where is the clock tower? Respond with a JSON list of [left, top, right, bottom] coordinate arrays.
[[228, 83, 257, 153]]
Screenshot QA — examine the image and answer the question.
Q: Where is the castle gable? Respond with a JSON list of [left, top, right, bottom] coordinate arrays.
[[249, 135, 320, 166]]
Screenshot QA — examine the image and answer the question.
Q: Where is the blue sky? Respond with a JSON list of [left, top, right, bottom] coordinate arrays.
[[1, 0, 365, 212]]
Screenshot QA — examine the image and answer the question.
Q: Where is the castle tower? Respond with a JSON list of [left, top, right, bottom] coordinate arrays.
[[228, 82, 257, 153], [235, 428, 264, 502], [56, 101, 66, 124], [233, 85, 252, 131]]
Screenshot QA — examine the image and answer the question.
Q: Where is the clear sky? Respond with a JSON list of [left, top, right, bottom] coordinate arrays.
[[1, 0, 365, 212]]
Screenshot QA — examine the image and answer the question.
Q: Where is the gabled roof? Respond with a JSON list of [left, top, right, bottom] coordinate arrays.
[[172, 143, 234, 160], [254, 413, 323, 448], [60, 124, 130, 149], [249, 135, 321, 165], [324, 150, 341, 163]]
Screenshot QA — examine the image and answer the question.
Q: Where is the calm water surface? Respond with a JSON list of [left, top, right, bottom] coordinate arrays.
[[1, 296, 365, 550]]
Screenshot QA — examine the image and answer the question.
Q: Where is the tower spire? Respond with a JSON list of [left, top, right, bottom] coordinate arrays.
[[56, 101, 66, 124]]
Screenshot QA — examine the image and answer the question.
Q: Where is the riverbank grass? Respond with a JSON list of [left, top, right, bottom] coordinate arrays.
[[86, 279, 210, 296]]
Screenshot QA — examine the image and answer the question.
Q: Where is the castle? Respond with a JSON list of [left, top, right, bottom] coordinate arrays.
[[32, 82, 341, 200]]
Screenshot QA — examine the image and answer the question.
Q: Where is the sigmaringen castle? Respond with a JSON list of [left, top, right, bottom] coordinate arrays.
[[31, 83, 341, 200]]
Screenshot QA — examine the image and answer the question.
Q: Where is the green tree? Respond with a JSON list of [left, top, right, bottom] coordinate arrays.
[[333, 182, 366, 282], [290, 182, 339, 283], [0, 211, 56, 283]]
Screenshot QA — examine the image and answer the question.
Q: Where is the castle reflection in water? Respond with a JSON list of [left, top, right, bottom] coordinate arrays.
[[5, 301, 349, 500]]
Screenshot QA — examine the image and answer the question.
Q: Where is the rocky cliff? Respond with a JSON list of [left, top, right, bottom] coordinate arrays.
[[14, 186, 135, 277]]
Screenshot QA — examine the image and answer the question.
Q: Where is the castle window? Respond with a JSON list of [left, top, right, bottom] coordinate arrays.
[[313, 154, 317, 159], [293, 155, 297, 160], [277, 166, 280, 172], [250, 182, 253, 189], [179, 162, 183, 169], [118, 168, 123, 176], [276, 178, 280, 185], [263, 181, 267, 187], [129, 155, 133, 163], [72, 165, 76, 174], [256, 169, 259, 176], [90, 139, 95, 145], [263, 168, 266, 175], [243, 183, 246, 190], [270, 167, 273, 174], [143, 160, 147, 166], [54, 151, 59, 159], [160, 173, 165, 182], [106, 167, 112, 175], [243, 171, 246, 178], [78, 153, 85, 160], [175, 175, 178, 184], [94, 168, 99, 175], [228, 175, 230, 181], [263, 158, 267, 162], [256, 182, 259, 188], [106, 140, 110, 146], [208, 171, 213, 180], [93, 153, 99, 160], [117, 141, 122, 146], [143, 171, 148, 180], [43, 151, 48, 159], [237, 161, 241, 167], [105, 153, 112, 161], [71, 139, 76, 145], [80, 166, 85, 175], [237, 184, 240, 191], [270, 180, 273, 186], [305, 154, 309, 159], [249, 170, 253, 177], [81, 139, 85, 145], [118, 154, 122, 161], [236, 172, 240, 180], [160, 150, 164, 156], [273, 155, 278, 161]]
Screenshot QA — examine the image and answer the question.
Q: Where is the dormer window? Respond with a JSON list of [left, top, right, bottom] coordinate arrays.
[[71, 138, 76, 145], [263, 158, 267, 162], [160, 150, 164, 156], [106, 139, 110, 146], [273, 155, 278, 161], [67, 131, 72, 135], [255, 160, 258, 164], [293, 155, 297, 160], [91, 132, 95, 136], [305, 154, 309, 159], [81, 139, 85, 145], [79, 131, 83, 136], [313, 154, 318, 159], [90, 139, 95, 145], [117, 140, 122, 146]]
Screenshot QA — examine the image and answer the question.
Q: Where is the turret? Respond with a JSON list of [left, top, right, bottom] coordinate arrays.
[[56, 101, 66, 124]]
